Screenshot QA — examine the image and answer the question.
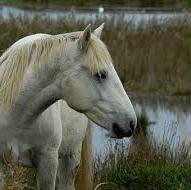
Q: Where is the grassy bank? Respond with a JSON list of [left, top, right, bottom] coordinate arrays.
[[4, 0, 191, 8], [93, 115, 191, 190], [94, 147, 191, 190], [0, 15, 191, 97]]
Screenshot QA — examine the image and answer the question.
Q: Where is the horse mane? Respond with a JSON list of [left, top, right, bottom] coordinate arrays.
[[0, 32, 112, 106]]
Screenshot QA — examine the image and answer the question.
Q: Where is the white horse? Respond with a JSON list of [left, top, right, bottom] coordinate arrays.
[[0, 24, 137, 190]]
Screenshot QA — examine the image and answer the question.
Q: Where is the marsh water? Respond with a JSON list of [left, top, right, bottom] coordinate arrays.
[[1, 5, 191, 156], [92, 100, 191, 155]]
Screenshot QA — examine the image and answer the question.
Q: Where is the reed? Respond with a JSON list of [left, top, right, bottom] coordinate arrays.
[[0, 15, 191, 97]]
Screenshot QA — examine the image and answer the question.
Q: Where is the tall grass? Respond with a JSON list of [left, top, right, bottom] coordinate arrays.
[[93, 114, 191, 190], [0, 15, 191, 97], [105, 19, 191, 96]]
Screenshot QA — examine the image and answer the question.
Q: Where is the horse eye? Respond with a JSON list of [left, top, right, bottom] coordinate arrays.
[[94, 71, 107, 81]]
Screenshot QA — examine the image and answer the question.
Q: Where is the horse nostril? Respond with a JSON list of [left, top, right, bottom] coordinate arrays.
[[112, 122, 133, 138], [130, 120, 135, 131], [112, 123, 124, 138]]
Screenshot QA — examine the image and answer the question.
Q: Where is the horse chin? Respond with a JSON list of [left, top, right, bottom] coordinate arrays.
[[107, 132, 124, 139]]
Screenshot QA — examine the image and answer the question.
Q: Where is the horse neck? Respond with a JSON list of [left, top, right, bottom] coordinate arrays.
[[10, 59, 66, 128]]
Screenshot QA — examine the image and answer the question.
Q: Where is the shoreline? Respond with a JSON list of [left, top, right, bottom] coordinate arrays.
[[0, 3, 189, 12]]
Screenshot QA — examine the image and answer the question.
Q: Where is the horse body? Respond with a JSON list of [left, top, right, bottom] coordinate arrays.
[[0, 100, 87, 190], [0, 24, 137, 190]]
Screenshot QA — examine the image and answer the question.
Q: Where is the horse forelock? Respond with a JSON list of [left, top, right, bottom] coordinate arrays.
[[61, 31, 112, 74], [83, 34, 112, 75]]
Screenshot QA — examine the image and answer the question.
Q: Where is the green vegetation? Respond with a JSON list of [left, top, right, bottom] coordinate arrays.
[[94, 114, 191, 190], [94, 153, 191, 190]]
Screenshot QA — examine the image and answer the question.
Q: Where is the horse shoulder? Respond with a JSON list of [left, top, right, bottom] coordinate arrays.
[[58, 100, 88, 153]]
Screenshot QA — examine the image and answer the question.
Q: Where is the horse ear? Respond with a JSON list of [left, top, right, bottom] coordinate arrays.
[[78, 24, 91, 51], [93, 23, 105, 39]]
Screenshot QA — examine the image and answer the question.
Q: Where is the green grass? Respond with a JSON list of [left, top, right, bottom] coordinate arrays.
[[94, 114, 191, 190], [100, 162, 191, 190]]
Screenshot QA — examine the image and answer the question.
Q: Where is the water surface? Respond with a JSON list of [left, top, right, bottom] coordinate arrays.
[[92, 101, 191, 155], [0, 6, 189, 26]]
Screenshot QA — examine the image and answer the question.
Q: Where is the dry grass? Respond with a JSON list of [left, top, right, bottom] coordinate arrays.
[[103, 18, 191, 96], [0, 151, 36, 190], [0, 15, 191, 98]]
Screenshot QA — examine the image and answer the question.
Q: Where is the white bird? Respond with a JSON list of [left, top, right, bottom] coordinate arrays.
[[98, 6, 104, 13]]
